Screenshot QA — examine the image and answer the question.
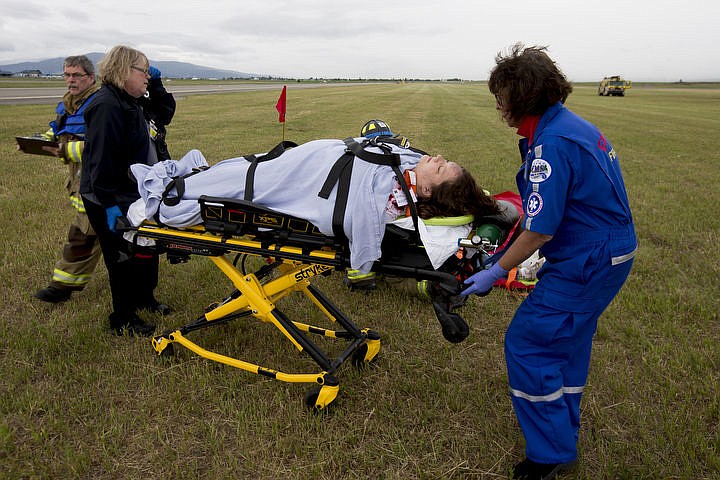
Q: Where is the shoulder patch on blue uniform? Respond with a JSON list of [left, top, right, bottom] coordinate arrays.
[[534, 145, 543, 157], [527, 192, 543, 217], [529, 158, 552, 183]]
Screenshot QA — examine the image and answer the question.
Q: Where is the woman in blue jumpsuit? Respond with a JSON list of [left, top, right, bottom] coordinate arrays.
[[462, 44, 637, 480]]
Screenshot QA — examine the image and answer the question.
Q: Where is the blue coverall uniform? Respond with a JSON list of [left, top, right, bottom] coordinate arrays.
[[507, 102, 637, 464]]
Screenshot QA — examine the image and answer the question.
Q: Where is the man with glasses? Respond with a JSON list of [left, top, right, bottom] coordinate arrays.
[[31, 55, 102, 303]]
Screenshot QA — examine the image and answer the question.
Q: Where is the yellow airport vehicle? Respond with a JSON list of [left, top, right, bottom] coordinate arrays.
[[598, 75, 632, 96]]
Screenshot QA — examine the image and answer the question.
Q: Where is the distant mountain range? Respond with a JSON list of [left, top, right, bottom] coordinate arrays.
[[0, 52, 259, 79]]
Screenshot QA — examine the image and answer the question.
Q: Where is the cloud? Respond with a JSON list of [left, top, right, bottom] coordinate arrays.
[[1, 0, 719, 81]]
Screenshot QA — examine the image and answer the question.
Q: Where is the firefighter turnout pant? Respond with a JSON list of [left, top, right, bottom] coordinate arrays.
[[49, 205, 102, 291]]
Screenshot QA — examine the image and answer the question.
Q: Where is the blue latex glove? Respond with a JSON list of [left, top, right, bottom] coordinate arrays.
[[148, 65, 161, 79], [105, 205, 123, 232], [461, 262, 508, 296]]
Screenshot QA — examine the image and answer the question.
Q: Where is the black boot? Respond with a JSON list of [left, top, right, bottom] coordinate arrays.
[[109, 313, 156, 337], [137, 298, 172, 316], [34, 286, 72, 303], [512, 459, 578, 480]]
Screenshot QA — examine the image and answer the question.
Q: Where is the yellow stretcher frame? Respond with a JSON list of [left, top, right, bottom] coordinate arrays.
[[131, 193, 486, 410], [137, 222, 382, 411]]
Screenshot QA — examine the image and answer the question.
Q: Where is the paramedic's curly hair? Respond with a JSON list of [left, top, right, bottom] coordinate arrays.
[[98, 45, 147, 90], [418, 168, 500, 220], [488, 43, 573, 126]]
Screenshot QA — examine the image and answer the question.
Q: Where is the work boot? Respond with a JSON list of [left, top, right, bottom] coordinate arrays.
[[150, 302, 172, 316], [512, 458, 578, 480], [34, 286, 72, 303], [109, 313, 156, 337], [137, 298, 172, 316]]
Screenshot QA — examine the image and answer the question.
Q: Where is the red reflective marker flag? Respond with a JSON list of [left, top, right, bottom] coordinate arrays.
[[276, 85, 287, 123]]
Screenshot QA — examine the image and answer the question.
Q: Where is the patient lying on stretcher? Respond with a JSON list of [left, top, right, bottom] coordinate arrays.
[[129, 137, 510, 273]]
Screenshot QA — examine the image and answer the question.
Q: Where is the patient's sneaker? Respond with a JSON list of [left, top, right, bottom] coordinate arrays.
[[109, 313, 156, 337], [34, 286, 72, 303], [512, 458, 578, 480], [343, 270, 377, 291]]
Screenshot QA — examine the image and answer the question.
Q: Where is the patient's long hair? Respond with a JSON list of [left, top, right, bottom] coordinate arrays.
[[417, 168, 500, 220]]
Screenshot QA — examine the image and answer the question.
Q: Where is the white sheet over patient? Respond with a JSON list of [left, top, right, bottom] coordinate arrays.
[[391, 217, 472, 270], [131, 149, 210, 225]]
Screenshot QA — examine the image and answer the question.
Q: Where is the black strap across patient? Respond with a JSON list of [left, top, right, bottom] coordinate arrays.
[[318, 137, 423, 241], [243, 140, 298, 202], [154, 140, 298, 226]]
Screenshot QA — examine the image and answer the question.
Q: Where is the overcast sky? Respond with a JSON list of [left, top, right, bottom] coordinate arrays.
[[1, 0, 718, 82]]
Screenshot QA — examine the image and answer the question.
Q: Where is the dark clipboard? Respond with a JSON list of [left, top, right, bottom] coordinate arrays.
[[15, 136, 60, 156]]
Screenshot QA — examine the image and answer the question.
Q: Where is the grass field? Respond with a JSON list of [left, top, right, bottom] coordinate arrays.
[[0, 82, 718, 479]]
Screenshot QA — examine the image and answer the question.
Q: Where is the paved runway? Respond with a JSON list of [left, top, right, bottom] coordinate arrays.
[[0, 82, 361, 105]]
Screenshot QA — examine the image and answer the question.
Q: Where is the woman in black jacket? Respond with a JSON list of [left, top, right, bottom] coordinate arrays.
[[80, 45, 169, 336]]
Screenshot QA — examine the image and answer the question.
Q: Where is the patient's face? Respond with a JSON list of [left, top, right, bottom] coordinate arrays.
[[415, 155, 462, 198]]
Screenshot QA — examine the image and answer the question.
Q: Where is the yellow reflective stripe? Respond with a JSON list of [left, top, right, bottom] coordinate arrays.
[[70, 195, 86, 213], [42, 128, 55, 141], [66, 140, 83, 162], [52, 269, 91, 285], [416, 279, 430, 299]]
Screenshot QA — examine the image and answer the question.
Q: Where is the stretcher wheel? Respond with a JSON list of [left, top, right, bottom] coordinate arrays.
[[304, 376, 340, 412], [152, 336, 175, 359], [304, 386, 338, 413], [304, 386, 324, 412], [432, 300, 469, 343], [352, 344, 370, 369], [158, 342, 175, 358], [351, 336, 381, 369]]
